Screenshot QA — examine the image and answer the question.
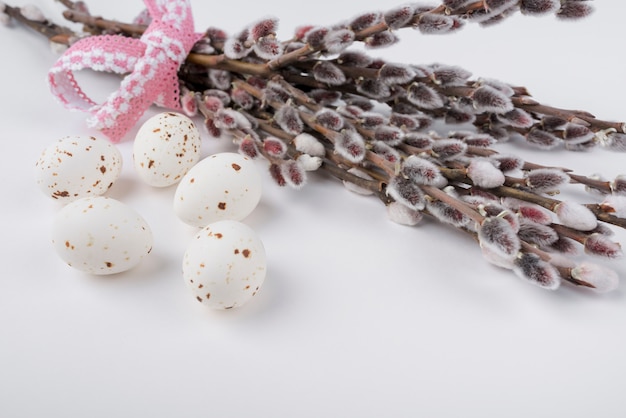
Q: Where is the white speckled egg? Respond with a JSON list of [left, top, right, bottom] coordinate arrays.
[[183, 220, 266, 309], [133, 112, 201, 187], [174, 153, 262, 228], [51, 196, 153, 275], [35, 135, 122, 202]]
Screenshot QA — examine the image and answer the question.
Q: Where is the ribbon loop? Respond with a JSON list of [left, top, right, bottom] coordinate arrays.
[[48, 0, 202, 142]]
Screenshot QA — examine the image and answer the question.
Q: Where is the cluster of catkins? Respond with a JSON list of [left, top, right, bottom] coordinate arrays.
[[5, 0, 626, 292]]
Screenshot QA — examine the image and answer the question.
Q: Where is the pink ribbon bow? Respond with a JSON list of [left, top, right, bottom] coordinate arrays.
[[48, 0, 202, 142]]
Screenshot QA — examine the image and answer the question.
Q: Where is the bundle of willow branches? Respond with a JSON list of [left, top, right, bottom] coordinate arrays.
[[4, 0, 626, 292]]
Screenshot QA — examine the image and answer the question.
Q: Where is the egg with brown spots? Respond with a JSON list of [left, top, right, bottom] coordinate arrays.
[[183, 220, 266, 309], [133, 112, 201, 187], [174, 153, 262, 227], [35, 135, 122, 202], [51, 196, 153, 275]]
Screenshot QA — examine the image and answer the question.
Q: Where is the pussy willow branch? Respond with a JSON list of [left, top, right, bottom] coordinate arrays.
[[234, 74, 626, 233], [61, 9, 146, 36], [252, 115, 385, 192], [3, 4, 73, 41], [228, 73, 626, 235], [268, 1, 518, 70], [285, 60, 626, 136], [58, 1, 484, 68], [273, 77, 613, 191], [253, 114, 387, 193]]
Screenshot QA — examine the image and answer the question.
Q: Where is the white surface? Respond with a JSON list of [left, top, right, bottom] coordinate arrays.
[[1, 1, 626, 417]]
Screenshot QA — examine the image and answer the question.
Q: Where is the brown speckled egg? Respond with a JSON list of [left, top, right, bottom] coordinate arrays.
[[183, 220, 266, 309], [133, 112, 201, 187], [35, 135, 122, 202], [174, 153, 262, 228], [51, 196, 153, 275]]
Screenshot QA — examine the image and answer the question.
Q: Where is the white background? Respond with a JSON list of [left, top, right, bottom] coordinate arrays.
[[2, 1, 626, 417]]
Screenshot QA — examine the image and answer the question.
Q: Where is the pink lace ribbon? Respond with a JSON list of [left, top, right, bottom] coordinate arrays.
[[48, 0, 202, 142]]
